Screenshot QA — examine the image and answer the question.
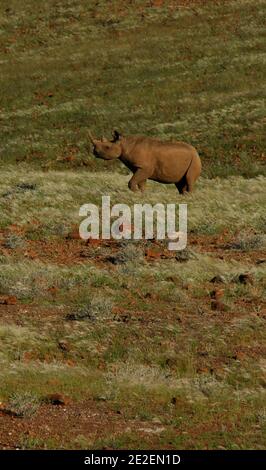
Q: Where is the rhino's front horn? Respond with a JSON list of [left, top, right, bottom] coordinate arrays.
[[102, 136, 108, 143]]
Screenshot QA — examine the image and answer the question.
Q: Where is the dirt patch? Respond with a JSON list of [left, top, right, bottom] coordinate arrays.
[[1, 232, 264, 266], [189, 234, 265, 264], [0, 399, 165, 449], [0, 304, 67, 325]]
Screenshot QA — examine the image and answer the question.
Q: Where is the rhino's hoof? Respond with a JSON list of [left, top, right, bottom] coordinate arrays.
[[128, 182, 138, 192]]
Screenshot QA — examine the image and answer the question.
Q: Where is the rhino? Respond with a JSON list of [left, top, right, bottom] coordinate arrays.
[[89, 130, 201, 194]]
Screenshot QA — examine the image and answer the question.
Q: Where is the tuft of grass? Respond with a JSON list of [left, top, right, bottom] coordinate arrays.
[[19, 435, 60, 450], [8, 391, 40, 418], [66, 297, 114, 321], [225, 233, 266, 251], [4, 234, 25, 249]]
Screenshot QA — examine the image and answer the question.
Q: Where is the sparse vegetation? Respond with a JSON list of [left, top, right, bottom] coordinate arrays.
[[0, 0, 265, 451], [0, 0, 265, 177], [7, 392, 40, 418]]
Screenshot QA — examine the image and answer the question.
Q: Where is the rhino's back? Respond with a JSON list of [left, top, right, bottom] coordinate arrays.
[[152, 145, 194, 183]]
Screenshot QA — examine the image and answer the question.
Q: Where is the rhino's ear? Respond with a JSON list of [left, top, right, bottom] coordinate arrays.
[[112, 130, 122, 142]]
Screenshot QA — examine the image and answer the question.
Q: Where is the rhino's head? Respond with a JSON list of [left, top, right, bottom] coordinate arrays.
[[89, 130, 122, 160]]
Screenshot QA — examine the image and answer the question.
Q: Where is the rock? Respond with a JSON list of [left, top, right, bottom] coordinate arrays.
[[211, 300, 227, 311], [237, 273, 253, 285], [0, 295, 17, 305], [197, 306, 205, 315], [210, 288, 224, 300], [66, 230, 80, 240], [0, 405, 20, 417], [198, 351, 208, 357], [210, 275, 226, 283], [175, 250, 189, 262], [95, 396, 107, 402], [139, 426, 166, 434], [151, 417, 162, 424], [0, 401, 7, 412], [58, 340, 71, 352], [106, 244, 141, 264], [24, 249, 38, 259], [235, 351, 245, 361], [65, 306, 95, 321], [114, 313, 129, 323], [165, 356, 176, 367], [45, 393, 71, 406], [4, 234, 25, 249], [166, 275, 180, 284], [22, 351, 36, 362], [182, 282, 192, 290], [210, 289, 226, 311], [16, 183, 37, 192], [144, 292, 155, 299], [47, 286, 59, 296], [145, 248, 161, 259], [197, 367, 209, 373], [86, 238, 101, 247], [2, 182, 37, 198], [106, 252, 128, 264], [229, 351, 245, 361]]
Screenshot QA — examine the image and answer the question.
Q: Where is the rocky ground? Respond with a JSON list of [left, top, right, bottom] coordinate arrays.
[[0, 170, 265, 449]]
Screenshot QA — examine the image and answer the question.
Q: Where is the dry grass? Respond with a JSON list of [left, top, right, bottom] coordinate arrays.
[[0, 0, 265, 176], [0, 0, 265, 450], [0, 168, 265, 449]]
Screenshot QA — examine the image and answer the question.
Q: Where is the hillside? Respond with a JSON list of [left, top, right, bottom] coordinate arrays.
[[0, 0, 265, 176], [0, 0, 265, 450]]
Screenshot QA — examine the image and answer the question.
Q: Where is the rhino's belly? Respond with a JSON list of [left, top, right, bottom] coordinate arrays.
[[151, 155, 191, 183]]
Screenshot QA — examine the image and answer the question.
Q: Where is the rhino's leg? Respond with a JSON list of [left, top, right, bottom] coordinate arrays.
[[128, 179, 138, 192], [175, 183, 188, 194], [175, 178, 188, 194], [184, 173, 194, 193], [180, 184, 188, 194], [128, 169, 150, 192], [138, 181, 146, 192], [185, 153, 201, 192]]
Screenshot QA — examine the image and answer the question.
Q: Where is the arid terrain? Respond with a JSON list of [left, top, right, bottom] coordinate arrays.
[[0, 0, 265, 449]]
